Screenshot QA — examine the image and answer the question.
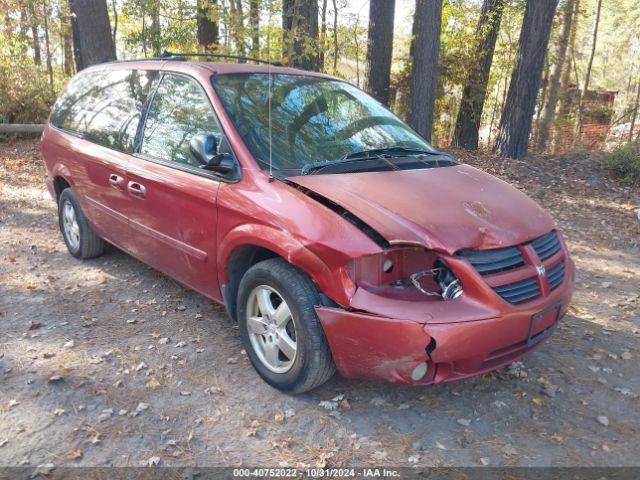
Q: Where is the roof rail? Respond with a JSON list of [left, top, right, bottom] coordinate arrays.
[[157, 51, 283, 67]]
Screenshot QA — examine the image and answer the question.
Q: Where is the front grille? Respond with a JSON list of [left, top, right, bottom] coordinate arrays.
[[457, 246, 524, 275], [531, 230, 561, 260], [547, 261, 565, 290], [459, 230, 565, 305], [492, 277, 541, 304]]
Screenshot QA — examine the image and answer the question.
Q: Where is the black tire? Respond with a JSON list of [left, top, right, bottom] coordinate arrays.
[[237, 258, 335, 394], [58, 188, 105, 260]]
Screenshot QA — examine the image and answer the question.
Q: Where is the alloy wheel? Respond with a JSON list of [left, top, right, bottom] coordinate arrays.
[[246, 285, 297, 373], [62, 200, 80, 251]]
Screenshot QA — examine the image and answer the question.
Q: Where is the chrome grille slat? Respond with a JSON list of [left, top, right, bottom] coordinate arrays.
[[532, 230, 561, 260], [494, 280, 541, 304], [547, 262, 565, 290], [493, 277, 537, 294], [459, 230, 565, 305], [457, 246, 524, 275]]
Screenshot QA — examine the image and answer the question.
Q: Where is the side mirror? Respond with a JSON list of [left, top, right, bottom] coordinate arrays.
[[189, 134, 235, 174]]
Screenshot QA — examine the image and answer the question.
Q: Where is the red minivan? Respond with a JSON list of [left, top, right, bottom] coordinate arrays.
[[41, 57, 574, 393]]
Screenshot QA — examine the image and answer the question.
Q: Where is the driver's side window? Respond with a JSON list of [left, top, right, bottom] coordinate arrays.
[[141, 73, 222, 167]]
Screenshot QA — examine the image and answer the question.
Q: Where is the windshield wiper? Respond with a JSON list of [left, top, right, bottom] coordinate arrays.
[[341, 146, 442, 160], [300, 147, 446, 175], [301, 157, 371, 175]]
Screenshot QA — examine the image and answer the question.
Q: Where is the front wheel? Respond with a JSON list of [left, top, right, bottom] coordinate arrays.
[[237, 258, 335, 393], [58, 188, 105, 260]]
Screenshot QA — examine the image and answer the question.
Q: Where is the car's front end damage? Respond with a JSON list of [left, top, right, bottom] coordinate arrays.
[[315, 235, 574, 385], [286, 164, 576, 385]]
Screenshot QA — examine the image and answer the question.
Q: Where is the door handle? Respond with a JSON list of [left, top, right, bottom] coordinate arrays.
[[109, 174, 124, 190], [127, 181, 146, 199]]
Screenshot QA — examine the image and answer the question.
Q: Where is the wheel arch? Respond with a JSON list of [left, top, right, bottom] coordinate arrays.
[[50, 163, 75, 204], [53, 176, 72, 203], [218, 224, 343, 321]]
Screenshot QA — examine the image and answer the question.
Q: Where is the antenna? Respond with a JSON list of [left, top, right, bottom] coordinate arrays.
[[267, 0, 274, 182]]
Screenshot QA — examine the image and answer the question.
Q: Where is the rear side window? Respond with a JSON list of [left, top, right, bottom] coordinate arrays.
[[50, 69, 158, 152], [140, 73, 222, 167]]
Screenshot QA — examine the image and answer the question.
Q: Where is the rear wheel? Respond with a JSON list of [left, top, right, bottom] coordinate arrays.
[[237, 258, 335, 393], [58, 188, 105, 259]]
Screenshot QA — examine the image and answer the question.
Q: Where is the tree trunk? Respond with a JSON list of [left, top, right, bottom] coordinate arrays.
[[453, 0, 505, 150], [553, 0, 580, 153], [27, 1, 41, 66], [283, 0, 320, 70], [407, 0, 443, 143], [149, 1, 161, 57], [42, 0, 54, 91], [494, 0, 559, 159], [19, 4, 29, 45], [249, 0, 259, 56], [111, 0, 118, 46], [536, 56, 550, 128], [228, 0, 246, 58], [197, 0, 219, 52], [69, 0, 116, 71], [320, 0, 328, 69], [332, 0, 338, 73], [574, 0, 602, 140], [283, 0, 294, 41], [629, 77, 640, 142], [536, 0, 576, 152], [364, 0, 396, 106]]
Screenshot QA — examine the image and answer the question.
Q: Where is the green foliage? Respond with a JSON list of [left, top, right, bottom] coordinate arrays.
[[0, 31, 57, 124], [605, 140, 640, 184]]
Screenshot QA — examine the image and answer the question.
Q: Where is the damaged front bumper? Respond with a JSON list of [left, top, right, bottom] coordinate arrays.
[[316, 257, 575, 385]]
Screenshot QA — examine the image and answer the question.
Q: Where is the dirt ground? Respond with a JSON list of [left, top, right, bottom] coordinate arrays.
[[1, 139, 639, 468]]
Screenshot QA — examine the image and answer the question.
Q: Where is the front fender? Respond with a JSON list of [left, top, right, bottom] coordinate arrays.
[[217, 223, 355, 306]]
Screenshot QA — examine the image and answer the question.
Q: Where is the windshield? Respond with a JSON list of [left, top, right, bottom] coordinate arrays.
[[212, 73, 439, 175]]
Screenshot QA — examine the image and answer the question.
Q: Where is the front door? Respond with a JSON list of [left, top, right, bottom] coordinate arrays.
[[49, 69, 158, 249], [125, 72, 224, 298]]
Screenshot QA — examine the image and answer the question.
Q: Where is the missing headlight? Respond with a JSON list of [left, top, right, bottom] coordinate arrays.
[[410, 260, 463, 300]]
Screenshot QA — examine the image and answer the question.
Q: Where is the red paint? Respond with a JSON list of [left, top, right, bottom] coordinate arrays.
[[41, 60, 575, 387]]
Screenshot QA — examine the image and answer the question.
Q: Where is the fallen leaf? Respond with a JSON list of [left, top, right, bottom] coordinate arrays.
[[145, 377, 161, 389], [532, 397, 544, 406], [135, 362, 147, 371], [550, 434, 564, 443], [67, 450, 82, 460]]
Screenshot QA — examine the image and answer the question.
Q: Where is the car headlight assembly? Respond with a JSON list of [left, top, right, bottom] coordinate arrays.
[[347, 248, 463, 301]]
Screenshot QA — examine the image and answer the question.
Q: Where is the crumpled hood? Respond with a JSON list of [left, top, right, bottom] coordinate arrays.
[[287, 164, 555, 254]]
